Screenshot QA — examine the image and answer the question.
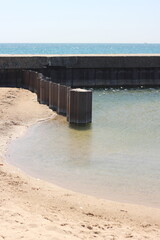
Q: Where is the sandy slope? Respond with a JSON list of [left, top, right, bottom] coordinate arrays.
[[0, 87, 160, 240]]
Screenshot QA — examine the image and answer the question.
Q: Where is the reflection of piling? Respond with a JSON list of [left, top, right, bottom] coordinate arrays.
[[68, 89, 92, 124]]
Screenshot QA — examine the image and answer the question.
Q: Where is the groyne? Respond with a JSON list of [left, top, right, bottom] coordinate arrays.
[[16, 70, 92, 124]]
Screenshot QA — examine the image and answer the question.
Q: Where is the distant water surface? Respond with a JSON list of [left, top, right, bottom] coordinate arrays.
[[0, 43, 160, 54], [7, 89, 160, 208]]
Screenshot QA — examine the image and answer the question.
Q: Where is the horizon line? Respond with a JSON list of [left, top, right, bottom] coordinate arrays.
[[0, 42, 160, 44]]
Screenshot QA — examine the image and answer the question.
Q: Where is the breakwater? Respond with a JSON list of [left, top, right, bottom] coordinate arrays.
[[0, 54, 160, 88], [22, 70, 92, 124], [1, 54, 160, 123]]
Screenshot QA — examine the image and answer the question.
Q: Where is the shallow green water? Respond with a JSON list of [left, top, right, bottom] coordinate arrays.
[[7, 89, 160, 207]]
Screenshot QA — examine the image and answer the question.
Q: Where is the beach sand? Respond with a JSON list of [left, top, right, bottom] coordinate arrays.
[[0, 87, 160, 240]]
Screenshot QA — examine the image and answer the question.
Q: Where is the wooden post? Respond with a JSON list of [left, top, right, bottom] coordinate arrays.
[[57, 85, 68, 115], [40, 78, 45, 104], [52, 83, 59, 111], [37, 73, 42, 102], [68, 88, 92, 124], [44, 78, 50, 106], [22, 70, 30, 89], [33, 71, 38, 93], [66, 86, 71, 121], [16, 70, 22, 88], [28, 70, 33, 92], [49, 81, 53, 109]]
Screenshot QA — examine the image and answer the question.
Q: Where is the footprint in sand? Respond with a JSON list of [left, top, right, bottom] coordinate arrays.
[[28, 224, 38, 228]]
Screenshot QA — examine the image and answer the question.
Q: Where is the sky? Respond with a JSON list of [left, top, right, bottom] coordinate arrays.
[[0, 0, 160, 43]]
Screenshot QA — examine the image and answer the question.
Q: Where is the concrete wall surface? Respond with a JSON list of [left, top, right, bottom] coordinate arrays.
[[0, 54, 160, 69], [0, 55, 160, 88]]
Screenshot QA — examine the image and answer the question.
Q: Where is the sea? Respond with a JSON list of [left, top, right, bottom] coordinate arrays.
[[4, 43, 160, 208], [0, 43, 160, 54]]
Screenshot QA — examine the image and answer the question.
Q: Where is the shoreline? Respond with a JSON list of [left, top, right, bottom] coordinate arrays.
[[0, 87, 160, 239]]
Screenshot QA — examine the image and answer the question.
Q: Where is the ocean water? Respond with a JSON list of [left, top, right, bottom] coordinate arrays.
[[7, 89, 160, 208], [0, 43, 160, 54]]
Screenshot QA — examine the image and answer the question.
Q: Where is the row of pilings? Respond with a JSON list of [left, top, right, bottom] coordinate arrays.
[[22, 70, 92, 124]]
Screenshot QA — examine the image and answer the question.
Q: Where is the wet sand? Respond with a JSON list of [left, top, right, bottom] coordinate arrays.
[[0, 87, 160, 240]]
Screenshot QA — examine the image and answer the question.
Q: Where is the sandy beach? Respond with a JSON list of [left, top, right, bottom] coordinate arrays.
[[0, 87, 160, 240]]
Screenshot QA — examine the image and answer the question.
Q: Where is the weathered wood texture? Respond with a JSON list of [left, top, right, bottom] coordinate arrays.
[[68, 89, 92, 124], [48, 82, 59, 111], [57, 85, 69, 115]]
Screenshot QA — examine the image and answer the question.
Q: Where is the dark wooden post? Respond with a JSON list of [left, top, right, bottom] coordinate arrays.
[[68, 88, 92, 124], [33, 71, 38, 93], [37, 73, 42, 102], [40, 78, 45, 104], [28, 71, 33, 92], [52, 83, 59, 111], [57, 85, 68, 115], [44, 78, 50, 106], [22, 70, 30, 89], [66, 86, 71, 121], [49, 81, 53, 109], [16, 70, 22, 88]]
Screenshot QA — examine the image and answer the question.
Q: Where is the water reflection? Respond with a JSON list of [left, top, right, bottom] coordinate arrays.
[[66, 126, 93, 167], [69, 123, 92, 131]]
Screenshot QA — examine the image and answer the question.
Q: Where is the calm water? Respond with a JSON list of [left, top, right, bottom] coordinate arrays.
[[0, 43, 160, 54], [7, 89, 160, 208]]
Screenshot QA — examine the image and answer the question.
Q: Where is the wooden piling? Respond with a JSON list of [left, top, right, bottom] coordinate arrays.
[[18, 70, 93, 125], [44, 78, 50, 106], [40, 78, 45, 104], [33, 71, 38, 93], [28, 71, 33, 92], [57, 85, 68, 115], [66, 86, 71, 121], [16, 70, 22, 88], [68, 89, 92, 124], [37, 73, 42, 102], [52, 83, 59, 111], [22, 70, 30, 89], [49, 81, 53, 109]]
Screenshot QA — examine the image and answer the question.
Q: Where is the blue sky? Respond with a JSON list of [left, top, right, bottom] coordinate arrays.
[[0, 0, 160, 43]]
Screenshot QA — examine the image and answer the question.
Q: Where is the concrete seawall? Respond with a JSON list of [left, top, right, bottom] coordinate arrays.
[[0, 54, 160, 87]]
